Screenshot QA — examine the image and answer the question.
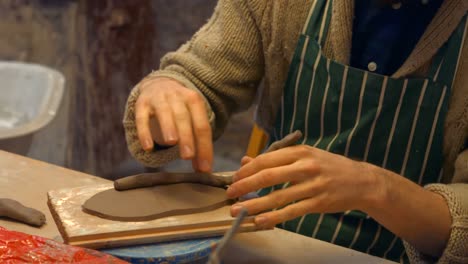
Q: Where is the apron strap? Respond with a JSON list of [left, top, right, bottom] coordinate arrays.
[[427, 43, 448, 81], [427, 15, 467, 84], [303, 0, 333, 47]]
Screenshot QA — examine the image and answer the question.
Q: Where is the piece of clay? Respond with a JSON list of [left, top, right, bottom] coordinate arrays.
[[82, 183, 233, 221], [113, 131, 303, 192], [0, 198, 46, 227], [265, 130, 303, 152], [114, 172, 233, 191]]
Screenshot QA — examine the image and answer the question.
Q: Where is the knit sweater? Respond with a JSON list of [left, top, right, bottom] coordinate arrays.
[[123, 0, 468, 263]]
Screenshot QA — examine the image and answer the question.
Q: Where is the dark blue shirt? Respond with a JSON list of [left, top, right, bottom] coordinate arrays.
[[350, 0, 443, 75]]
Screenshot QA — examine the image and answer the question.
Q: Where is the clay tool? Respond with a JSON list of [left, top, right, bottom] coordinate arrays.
[[207, 207, 248, 264], [114, 130, 303, 191]]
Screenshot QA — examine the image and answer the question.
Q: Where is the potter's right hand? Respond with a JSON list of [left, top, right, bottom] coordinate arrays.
[[135, 77, 213, 172]]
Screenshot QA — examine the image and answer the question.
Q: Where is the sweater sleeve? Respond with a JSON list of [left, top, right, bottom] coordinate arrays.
[[123, 0, 265, 167], [404, 150, 468, 264]]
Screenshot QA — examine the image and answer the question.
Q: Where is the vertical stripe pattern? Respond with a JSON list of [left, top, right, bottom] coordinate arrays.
[[261, 1, 466, 263]]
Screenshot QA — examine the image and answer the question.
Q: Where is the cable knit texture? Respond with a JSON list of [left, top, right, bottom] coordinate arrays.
[[123, 0, 468, 263], [404, 182, 468, 264]]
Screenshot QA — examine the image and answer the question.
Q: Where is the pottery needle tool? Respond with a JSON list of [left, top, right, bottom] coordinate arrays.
[[207, 207, 248, 264]]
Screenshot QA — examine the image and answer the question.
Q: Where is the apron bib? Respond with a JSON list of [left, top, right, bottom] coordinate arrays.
[[259, 1, 467, 262]]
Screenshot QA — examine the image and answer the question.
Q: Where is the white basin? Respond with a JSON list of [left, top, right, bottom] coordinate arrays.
[[0, 61, 65, 154]]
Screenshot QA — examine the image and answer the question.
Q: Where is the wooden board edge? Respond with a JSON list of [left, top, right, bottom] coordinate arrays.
[[68, 222, 259, 249], [46, 192, 70, 244], [69, 216, 255, 242]]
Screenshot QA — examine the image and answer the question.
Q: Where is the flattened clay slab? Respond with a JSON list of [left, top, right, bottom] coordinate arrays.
[[82, 183, 232, 221]]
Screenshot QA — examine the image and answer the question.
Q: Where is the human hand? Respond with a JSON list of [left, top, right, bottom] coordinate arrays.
[[135, 77, 213, 172], [240, 156, 254, 166], [227, 145, 385, 228]]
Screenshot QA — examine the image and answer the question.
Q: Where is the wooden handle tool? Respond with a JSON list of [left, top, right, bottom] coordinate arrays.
[[114, 130, 303, 191]]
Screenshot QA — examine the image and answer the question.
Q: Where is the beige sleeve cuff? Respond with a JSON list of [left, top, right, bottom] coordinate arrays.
[[403, 183, 468, 264]]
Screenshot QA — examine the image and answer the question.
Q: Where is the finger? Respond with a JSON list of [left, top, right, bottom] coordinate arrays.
[[235, 145, 311, 181], [168, 94, 195, 160], [240, 156, 254, 168], [186, 91, 213, 172], [230, 181, 315, 216], [227, 163, 309, 198], [254, 199, 316, 229], [152, 98, 178, 146], [135, 99, 154, 151], [148, 117, 165, 145], [234, 156, 255, 183]]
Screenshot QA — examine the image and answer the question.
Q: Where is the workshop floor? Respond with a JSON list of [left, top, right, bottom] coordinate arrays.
[[109, 107, 255, 179]]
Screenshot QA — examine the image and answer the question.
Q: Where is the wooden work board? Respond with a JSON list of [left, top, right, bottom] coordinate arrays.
[[47, 183, 257, 249]]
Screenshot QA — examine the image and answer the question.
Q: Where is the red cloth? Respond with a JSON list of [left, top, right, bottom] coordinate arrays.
[[0, 226, 128, 264]]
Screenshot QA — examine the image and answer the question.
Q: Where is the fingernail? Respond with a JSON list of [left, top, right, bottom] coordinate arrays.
[[231, 204, 243, 216], [199, 160, 211, 172], [165, 133, 177, 143], [226, 185, 236, 198], [144, 139, 153, 151], [182, 145, 193, 158], [255, 216, 267, 226], [232, 173, 238, 182]]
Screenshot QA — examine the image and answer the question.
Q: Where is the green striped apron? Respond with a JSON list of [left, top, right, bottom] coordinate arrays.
[[259, 0, 467, 263]]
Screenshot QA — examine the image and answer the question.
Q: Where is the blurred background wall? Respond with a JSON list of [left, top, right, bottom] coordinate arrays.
[[0, 0, 253, 178]]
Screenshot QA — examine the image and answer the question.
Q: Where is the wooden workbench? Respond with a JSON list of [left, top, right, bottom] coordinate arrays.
[[0, 150, 394, 263]]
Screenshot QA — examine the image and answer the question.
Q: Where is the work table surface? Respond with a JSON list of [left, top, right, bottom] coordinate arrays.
[[0, 150, 394, 263]]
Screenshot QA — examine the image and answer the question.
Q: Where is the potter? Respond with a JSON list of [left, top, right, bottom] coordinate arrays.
[[124, 1, 468, 263]]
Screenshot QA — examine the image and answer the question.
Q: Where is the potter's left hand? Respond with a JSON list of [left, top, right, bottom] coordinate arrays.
[[227, 145, 385, 228]]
